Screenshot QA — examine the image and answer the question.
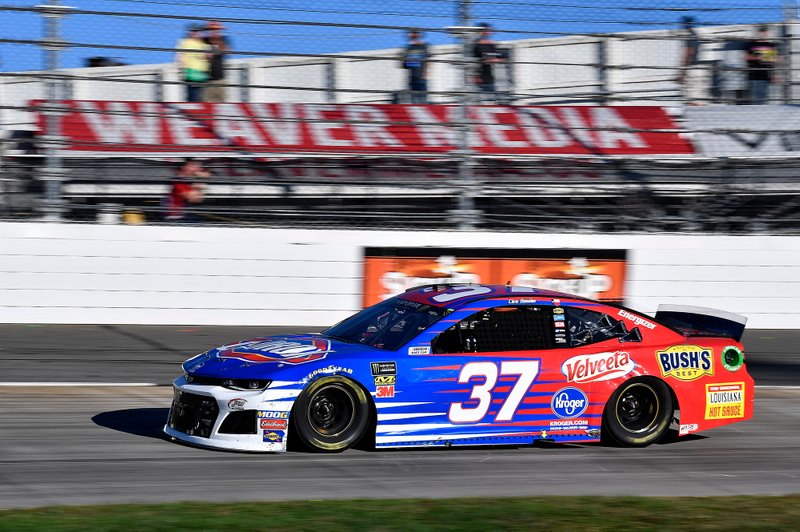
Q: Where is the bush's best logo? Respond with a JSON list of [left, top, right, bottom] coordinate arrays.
[[551, 387, 588, 419], [217, 338, 332, 365], [657, 345, 713, 381], [561, 351, 635, 383]]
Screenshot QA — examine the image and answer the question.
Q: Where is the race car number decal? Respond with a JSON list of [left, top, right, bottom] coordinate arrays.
[[448, 360, 540, 423], [430, 285, 492, 303]]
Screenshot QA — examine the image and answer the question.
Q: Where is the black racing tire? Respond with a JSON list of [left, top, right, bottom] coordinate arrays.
[[292, 376, 371, 452], [602, 378, 673, 447]]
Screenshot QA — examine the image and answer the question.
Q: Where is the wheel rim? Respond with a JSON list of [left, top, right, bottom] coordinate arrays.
[[307, 384, 355, 438], [615, 382, 660, 434]]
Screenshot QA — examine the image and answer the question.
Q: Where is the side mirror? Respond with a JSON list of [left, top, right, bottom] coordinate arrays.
[[619, 327, 643, 343]]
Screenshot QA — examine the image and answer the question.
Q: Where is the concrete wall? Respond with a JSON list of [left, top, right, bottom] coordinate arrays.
[[1, 222, 799, 328]]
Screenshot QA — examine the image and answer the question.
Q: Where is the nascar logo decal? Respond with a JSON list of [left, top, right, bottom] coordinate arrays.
[[657, 345, 713, 381], [561, 351, 635, 383], [217, 339, 333, 365]]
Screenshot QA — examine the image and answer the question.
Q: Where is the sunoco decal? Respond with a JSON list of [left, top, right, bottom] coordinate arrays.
[[550, 387, 588, 419], [217, 338, 333, 365], [561, 351, 635, 383], [705, 382, 745, 420], [657, 345, 713, 381]]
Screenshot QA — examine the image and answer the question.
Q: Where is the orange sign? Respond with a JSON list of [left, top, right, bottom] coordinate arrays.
[[363, 248, 626, 307]]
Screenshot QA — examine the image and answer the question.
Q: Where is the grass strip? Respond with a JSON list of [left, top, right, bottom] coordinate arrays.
[[1, 496, 799, 531]]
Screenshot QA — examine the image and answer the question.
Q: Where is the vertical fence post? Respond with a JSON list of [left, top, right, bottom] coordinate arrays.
[[38, 0, 70, 222], [597, 37, 609, 104], [782, 1, 797, 103], [449, 0, 481, 230], [326, 59, 337, 103]]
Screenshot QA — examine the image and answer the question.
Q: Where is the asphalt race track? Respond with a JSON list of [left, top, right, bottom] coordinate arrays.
[[1, 325, 798, 509]]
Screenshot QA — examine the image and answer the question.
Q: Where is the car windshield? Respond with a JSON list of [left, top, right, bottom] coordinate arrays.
[[323, 297, 447, 351]]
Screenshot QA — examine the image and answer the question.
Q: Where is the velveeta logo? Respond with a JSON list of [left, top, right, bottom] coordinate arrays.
[[657, 345, 714, 381], [561, 351, 635, 383]]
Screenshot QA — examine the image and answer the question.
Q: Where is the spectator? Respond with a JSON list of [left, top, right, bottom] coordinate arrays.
[[176, 25, 211, 102], [745, 24, 779, 105], [472, 22, 504, 102], [402, 29, 429, 104], [204, 20, 231, 102], [678, 16, 705, 105], [163, 159, 208, 222], [717, 38, 748, 105]]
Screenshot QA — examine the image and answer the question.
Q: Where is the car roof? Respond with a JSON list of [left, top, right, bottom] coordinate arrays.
[[398, 283, 593, 308]]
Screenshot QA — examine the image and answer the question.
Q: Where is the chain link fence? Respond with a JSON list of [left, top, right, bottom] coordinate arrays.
[[1, 0, 800, 232]]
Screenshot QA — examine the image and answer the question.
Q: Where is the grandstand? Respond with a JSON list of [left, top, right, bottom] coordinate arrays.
[[1, 1, 799, 232]]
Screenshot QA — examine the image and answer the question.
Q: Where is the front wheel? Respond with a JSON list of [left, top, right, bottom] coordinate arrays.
[[292, 376, 371, 452], [602, 378, 673, 447]]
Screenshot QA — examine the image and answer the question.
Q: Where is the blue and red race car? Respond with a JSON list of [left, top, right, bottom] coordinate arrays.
[[165, 284, 754, 452]]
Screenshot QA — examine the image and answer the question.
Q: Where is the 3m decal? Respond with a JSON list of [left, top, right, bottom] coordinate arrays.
[[657, 345, 714, 381], [260, 419, 288, 430], [448, 360, 540, 423], [705, 382, 745, 420], [550, 387, 588, 419], [218, 338, 333, 365], [376, 385, 395, 398], [561, 351, 634, 383]]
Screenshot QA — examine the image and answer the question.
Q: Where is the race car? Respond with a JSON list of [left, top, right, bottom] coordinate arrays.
[[164, 284, 754, 452]]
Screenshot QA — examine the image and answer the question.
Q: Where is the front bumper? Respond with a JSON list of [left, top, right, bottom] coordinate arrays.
[[163, 375, 303, 452]]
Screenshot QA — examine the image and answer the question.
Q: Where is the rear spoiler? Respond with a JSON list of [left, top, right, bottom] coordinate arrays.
[[655, 305, 747, 342]]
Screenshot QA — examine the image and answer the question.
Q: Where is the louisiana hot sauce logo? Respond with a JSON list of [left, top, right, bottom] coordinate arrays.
[[656, 345, 714, 381]]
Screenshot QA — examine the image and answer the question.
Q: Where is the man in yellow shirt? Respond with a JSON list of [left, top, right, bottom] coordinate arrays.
[[176, 25, 211, 102]]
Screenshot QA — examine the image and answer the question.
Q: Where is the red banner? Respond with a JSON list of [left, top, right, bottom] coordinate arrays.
[[35, 101, 694, 156]]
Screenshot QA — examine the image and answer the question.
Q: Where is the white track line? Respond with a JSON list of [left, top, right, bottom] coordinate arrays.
[[0, 382, 161, 387]]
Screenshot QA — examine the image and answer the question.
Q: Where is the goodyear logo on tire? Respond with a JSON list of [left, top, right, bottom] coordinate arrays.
[[656, 345, 714, 381]]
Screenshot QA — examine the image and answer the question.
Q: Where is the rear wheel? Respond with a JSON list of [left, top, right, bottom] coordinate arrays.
[[292, 376, 370, 452], [602, 378, 673, 447]]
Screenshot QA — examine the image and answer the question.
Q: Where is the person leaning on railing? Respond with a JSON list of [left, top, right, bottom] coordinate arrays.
[[204, 20, 231, 102], [745, 24, 779, 105], [176, 24, 211, 102]]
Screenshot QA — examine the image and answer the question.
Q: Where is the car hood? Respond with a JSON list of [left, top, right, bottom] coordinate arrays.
[[182, 334, 372, 379]]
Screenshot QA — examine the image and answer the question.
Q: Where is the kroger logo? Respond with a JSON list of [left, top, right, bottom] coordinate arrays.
[[551, 387, 588, 419]]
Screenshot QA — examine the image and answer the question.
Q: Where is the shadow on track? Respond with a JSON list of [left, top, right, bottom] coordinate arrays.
[[92, 408, 170, 440]]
